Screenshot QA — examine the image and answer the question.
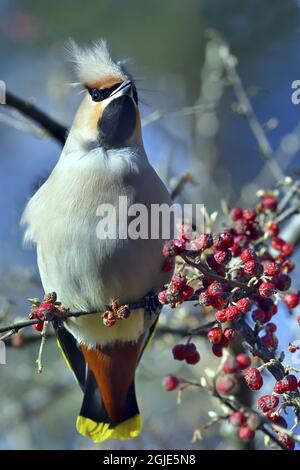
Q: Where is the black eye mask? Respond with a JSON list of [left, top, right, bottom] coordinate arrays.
[[98, 95, 137, 149]]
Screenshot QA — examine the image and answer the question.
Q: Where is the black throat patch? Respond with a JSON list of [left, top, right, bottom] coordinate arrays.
[[98, 95, 137, 149]]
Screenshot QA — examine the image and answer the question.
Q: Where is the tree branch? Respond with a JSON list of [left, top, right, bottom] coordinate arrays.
[[5, 91, 68, 145]]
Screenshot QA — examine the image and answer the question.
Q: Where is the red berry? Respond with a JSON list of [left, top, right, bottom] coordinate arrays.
[[174, 238, 187, 252], [158, 290, 168, 304], [218, 335, 230, 348], [262, 195, 278, 212], [222, 356, 241, 374], [207, 327, 223, 344], [195, 233, 213, 250], [210, 294, 227, 309], [216, 376, 238, 395], [212, 344, 223, 357], [162, 375, 180, 391], [162, 259, 174, 272], [271, 237, 285, 251], [277, 433, 295, 450], [231, 207, 243, 221], [288, 343, 298, 353], [241, 248, 256, 263], [264, 322, 277, 334], [252, 308, 267, 324], [243, 260, 263, 277], [297, 315, 300, 326], [219, 231, 234, 248], [207, 281, 224, 297], [212, 234, 228, 251], [226, 305, 241, 321], [34, 302, 56, 320], [171, 273, 186, 290], [162, 240, 177, 258], [238, 425, 255, 441], [274, 375, 298, 394], [284, 293, 299, 309], [259, 281, 274, 298], [223, 328, 237, 341], [272, 273, 291, 291], [185, 351, 200, 365], [181, 284, 194, 299], [236, 354, 251, 370], [236, 297, 251, 313], [230, 243, 242, 257], [264, 261, 280, 277], [267, 411, 287, 428], [244, 368, 263, 390], [281, 242, 293, 257], [214, 249, 232, 265], [172, 344, 186, 361], [184, 343, 197, 358], [32, 321, 44, 332], [266, 223, 279, 237], [229, 411, 247, 427], [215, 309, 228, 323], [243, 209, 256, 221], [257, 394, 279, 413], [281, 259, 294, 273]]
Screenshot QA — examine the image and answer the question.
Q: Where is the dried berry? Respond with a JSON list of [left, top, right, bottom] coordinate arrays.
[[244, 368, 263, 390], [236, 297, 251, 313], [274, 375, 298, 394], [259, 281, 274, 298], [257, 395, 279, 413]]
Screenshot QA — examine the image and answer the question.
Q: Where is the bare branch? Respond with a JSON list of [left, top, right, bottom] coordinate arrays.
[[5, 91, 68, 145]]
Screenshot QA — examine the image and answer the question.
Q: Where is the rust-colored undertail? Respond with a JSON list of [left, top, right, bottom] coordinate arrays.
[[81, 334, 145, 424]]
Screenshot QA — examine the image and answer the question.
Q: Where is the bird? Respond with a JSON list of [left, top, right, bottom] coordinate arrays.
[[21, 40, 173, 443]]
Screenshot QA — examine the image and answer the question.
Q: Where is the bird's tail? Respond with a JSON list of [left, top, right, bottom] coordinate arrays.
[[78, 338, 144, 442], [54, 316, 159, 443]]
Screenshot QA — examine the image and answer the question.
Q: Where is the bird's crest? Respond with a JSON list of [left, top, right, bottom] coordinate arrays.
[[68, 39, 127, 87]]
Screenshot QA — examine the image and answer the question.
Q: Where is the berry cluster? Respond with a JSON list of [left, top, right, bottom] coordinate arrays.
[[158, 272, 194, 307], [161, 189, 300, 449], [172, 342, 200, 365]]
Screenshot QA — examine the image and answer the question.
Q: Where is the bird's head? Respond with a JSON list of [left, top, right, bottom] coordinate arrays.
[[68, 40, 142, 150]]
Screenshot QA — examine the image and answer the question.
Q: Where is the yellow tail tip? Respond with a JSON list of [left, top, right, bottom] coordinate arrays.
[[76, 414, 142, 443]]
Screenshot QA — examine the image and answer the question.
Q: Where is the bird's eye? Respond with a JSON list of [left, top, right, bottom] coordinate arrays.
[[91, 88, 102, 101]]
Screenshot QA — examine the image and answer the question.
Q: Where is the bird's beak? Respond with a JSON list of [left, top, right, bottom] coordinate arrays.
[[110, 80, 133, 100]]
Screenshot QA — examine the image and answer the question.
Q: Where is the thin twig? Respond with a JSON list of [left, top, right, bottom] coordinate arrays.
[[36, 321, 47, 374], [170, 173, 198, 200], [142, 103, 215, 127], [209, 30, 284, 182], [181, 253, 254, 293]]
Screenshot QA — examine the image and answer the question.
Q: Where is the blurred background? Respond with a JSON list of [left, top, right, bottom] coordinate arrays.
[[0, 0, 300, 450]]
